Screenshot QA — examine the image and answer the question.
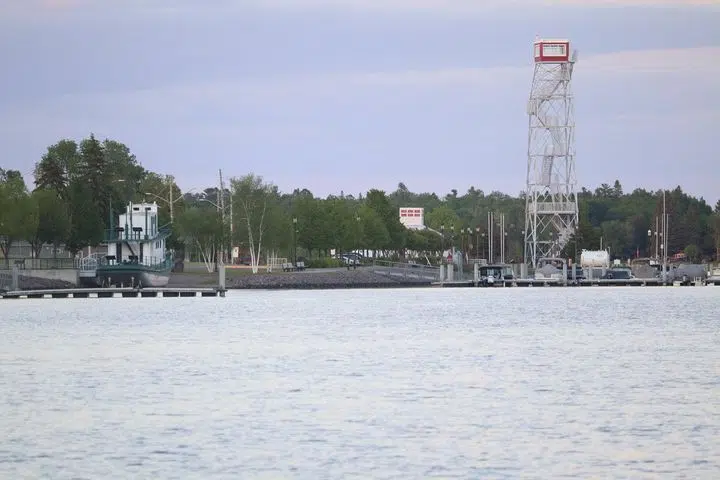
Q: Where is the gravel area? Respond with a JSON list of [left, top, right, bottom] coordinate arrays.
[[168, 269, 432, 290]]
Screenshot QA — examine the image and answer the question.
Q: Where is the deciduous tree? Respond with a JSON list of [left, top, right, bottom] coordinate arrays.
[[231, 174, 279, 273]]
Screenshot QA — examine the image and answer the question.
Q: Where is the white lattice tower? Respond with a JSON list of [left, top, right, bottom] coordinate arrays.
[[524, 38, 579, 268]]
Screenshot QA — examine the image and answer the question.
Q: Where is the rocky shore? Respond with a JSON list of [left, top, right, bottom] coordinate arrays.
[[1, 275, 77, 291], [168, 269, 433, 290]]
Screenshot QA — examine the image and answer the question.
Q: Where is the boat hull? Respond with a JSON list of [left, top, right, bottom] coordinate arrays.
[[96, 266, 171, 288]]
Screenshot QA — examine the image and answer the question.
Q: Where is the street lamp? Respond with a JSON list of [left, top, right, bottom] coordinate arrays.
[[199, 195, 221, 210], [355, 215, 361, 266], [144, 188, 194, 224], [292, 217, 298, 265], [440, 225, 445, 259], [502, 231, 508, 264], [482, 232, 486, 260], [466, 227, 472, 262], [475, 227, 480, 258]]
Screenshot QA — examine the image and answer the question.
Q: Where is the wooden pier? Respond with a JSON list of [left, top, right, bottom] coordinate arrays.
[[1, 287, 227, 299]]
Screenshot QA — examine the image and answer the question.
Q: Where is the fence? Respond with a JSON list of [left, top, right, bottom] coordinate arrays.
[[0, 271, 10, 291], [0, 258, 77, 270], [266, 257, 288, 272], [371, 259, 442, 281]]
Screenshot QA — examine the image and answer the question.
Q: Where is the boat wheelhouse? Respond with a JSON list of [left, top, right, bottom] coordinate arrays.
[[95, 202, 173, 288]]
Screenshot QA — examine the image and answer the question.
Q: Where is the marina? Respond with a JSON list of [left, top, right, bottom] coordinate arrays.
[[432, 278, 712, 288], [428, 260, 714, 288]]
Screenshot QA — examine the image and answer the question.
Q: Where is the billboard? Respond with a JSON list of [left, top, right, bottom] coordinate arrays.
[[399, 207, 424, 229]]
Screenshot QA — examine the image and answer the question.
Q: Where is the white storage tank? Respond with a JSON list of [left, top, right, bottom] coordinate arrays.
[[580, 249, 610, 268]]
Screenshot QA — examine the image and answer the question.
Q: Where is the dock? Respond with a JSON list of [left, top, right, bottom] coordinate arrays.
[[431, 278, 707, 288], [1, 287, 227, 299]]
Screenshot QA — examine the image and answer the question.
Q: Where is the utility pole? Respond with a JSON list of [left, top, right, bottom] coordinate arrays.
[[167, 174, 175, 223], [229, 183, 234, 246], [500, 213, 506, 264], [488, 212, 492, 264], [217, 169, 225, 266], [662, 190, 668, 281], [475, 226, 480, 260], [218, 169, 225, 223]]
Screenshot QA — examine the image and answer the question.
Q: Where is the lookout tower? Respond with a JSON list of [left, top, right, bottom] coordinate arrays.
[[524, 38, 579, 268]]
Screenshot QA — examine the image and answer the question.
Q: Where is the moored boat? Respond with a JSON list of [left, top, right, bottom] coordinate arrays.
[[96, 202, 173, 288], [707, 267, 720, 286]]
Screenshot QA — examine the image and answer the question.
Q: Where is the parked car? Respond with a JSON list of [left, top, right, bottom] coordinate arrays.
[[340, 252, 363, 265], [602, 268, 633, 280]]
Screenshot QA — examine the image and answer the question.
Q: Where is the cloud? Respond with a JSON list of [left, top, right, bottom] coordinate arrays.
[[54, 45, 720, 104], [577, 45, 720, 74], [2, 45, 718, 130], [38, 0, 84, 8], [3, 0, 719, 17], [236, 0, 720, 11], [2, 44, 717, 152]]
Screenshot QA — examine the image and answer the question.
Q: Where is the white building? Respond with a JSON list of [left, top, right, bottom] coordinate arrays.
[[399, 207, 425, 230]]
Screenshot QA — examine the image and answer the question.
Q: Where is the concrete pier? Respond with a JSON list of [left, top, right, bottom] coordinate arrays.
[[1, 287, 225, 299]]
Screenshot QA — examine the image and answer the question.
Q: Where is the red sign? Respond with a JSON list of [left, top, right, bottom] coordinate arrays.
[[447, 254, 453, 263]]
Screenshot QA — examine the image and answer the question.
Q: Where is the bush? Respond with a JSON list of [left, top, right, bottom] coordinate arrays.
[[305, 257, 343, 268]]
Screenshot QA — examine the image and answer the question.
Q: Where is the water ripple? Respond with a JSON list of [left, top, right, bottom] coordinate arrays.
[[0, 287, 718, 478]]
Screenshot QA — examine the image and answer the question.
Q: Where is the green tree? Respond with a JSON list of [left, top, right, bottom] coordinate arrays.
[[176, 206, 224, 272], [424, 205, 461, 233], [684, 244, 700, 263], [292, 194, 321, 257], [34, 188, 70, 259], [34, 141, 75, 196], [65, 181, 104, 255], [325, 196, 357, 253], [0, 171, 33, 264], [24, 190, 44, 258], [231, 174, 280, 273], [365, 189, 406, 253], [78, 134, 109, 218], [359, 204, 389, 252]]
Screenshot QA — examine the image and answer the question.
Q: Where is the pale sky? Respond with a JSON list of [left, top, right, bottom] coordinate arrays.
[[1, 0, 719, 203]]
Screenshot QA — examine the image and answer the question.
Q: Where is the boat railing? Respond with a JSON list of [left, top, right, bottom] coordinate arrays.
[[78, 254, 101, 271], [98, 255, 170, 268], [104, 226, 172, 243]]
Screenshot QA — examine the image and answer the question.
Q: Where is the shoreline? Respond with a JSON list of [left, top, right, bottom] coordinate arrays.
[[169, 269, 433, 290], [2, 269, 433, 292]]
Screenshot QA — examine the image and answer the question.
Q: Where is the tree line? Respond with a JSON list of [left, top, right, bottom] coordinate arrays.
[[1, 135, 719, 268]]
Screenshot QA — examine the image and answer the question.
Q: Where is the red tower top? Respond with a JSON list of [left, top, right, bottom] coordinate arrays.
[[534, 38, 571, 63]]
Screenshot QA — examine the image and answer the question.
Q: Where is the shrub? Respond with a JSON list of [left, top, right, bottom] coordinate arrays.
[[305, 257, 343, 268]]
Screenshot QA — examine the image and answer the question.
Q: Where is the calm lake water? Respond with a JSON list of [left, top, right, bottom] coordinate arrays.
[[1, 287, 719, 479]]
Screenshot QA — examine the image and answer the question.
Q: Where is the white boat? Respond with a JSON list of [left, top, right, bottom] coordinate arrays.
[[95, 202, 174, 288], [707, 267, 720, 286]]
